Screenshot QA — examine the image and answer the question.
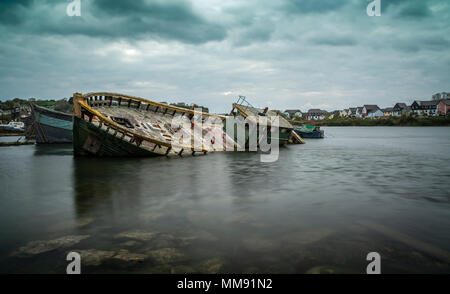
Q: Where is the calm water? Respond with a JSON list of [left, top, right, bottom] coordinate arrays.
[[0, 127, 449, 274]]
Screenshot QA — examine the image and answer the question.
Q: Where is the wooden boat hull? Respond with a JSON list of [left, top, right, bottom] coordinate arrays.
[[31, 104, 73, 144], [226, 101, 294, 148], [73, 116, 160, 157], [72, 92, 232, 157]]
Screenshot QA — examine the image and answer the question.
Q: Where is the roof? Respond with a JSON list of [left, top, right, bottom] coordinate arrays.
[[440, 99, 450, 106], [419, 100, 437, 106], [382, 107, 393, 112], [307, 109, 327, 114], [284, 109, 302, 114], [363, 105, 380, 111], [394, 103, 407, 109]]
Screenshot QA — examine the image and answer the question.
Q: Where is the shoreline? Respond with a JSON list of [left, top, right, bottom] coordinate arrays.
[[290, 116, 450, 127]]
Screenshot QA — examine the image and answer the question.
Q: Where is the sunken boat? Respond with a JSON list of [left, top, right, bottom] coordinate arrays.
[[226, 96, 303, 147], [294, 125, 324, 139], [72, 92, 237, 157], [29, 104, 73, 143]]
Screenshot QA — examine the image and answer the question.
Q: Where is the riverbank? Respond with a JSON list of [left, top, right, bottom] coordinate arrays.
[[291, 116, 450, 127], [0, 141, 34, 147], [0, 131, 25, 136]]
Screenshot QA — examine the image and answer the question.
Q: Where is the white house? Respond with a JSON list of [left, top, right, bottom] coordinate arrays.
[[283, 109, 302, 119], [362, 105, 383, 118], [339, 109, 348, 117], [355, 107, 363, 118], [306, 109, 327, 120], [410, 100, 438, 116]]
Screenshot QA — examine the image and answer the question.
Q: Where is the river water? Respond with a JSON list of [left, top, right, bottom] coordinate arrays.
[[0, 127, 449, 274]]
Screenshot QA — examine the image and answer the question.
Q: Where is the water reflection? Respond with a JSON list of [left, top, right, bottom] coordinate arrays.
[[0, 127, 450, 273]]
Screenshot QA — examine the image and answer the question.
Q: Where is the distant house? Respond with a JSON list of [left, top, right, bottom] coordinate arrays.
[[340, 109, 348, 117], [355, 107, 363, 118], [432, 92, 450, 101], [411, 100, 438, 116], [348, 107, 357, 117], [437, 99, 450, 116], [393, 103, 408, 116], [283, 109, 302, 119], [382, 107, 394, 117], [328, 110, 340, 119], [362, 105, 383, 118], [306, 109, 327, 120]]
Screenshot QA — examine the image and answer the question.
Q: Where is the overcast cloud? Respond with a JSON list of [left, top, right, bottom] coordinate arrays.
[[0, 0, 449, 113]]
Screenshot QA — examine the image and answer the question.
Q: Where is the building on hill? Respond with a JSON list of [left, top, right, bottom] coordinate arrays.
[[411, 100, 438, 116], [437, 99, 450, 116], [432, 92, 450, 101], [382, 107, 394, 117], [306, 109, 327, 120]]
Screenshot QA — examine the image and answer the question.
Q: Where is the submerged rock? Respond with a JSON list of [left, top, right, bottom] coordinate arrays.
[[170, 265, 197, 274], [114, 230, 158, 241], [12, 235, 90, 257], [140, 212, 166, 223], [150, 233, 195, 249], [147, 248, 186, 264], [283, 229, 333, 246], [74, 249, 148, 266], [113, 249, 147, 263], [77, 249, 116, 266], [76, 217, 95, 228], [242, 235, 278, 253], [306, 265, 354, 274], [120, 240, 142, 248], [190, 230, 218, 242], [196, 257, 225, 274]]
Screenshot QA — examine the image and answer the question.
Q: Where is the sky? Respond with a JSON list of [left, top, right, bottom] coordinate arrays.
[[0, 0, 449, 113]]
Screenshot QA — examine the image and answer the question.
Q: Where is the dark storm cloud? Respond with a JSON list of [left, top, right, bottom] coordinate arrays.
[[283, 0, 349, 14], [0, 0, 34, 25], [310, 35, 357, 46], [1, 0, 227, 44], [384, 0, 432, 19], [0, 0, 449, 112]]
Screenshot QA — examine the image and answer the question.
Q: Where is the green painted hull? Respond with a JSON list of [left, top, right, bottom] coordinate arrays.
[[73, 117, 161, 157]]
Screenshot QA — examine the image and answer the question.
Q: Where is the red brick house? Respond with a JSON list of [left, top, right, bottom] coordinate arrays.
[[437, 99, 450, 116]]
